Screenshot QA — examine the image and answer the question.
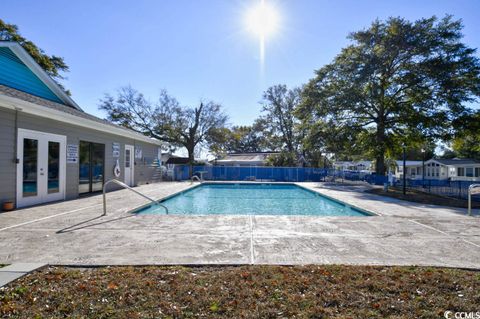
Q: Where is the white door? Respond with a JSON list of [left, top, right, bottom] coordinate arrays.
[[124, 145, 134, 186], [16, 129, 66, 208]]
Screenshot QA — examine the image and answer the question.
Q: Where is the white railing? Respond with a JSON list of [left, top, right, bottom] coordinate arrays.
[[103, 179, 168, 215], [468, 184, 480, 216], [191, 175, 202, 184]]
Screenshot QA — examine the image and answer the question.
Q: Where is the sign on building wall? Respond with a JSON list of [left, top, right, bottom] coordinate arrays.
[[112, 142, 120, 158], [66, 144, 79, 164], [135, 147, 143, 159]]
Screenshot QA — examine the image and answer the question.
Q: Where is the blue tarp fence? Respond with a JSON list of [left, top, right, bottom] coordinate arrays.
[[173, 165, 479, 201], [173, 165, 389, 184]]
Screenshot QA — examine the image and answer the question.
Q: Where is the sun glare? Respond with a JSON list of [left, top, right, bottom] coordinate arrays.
[[246, 0, 279, 75], [246, 0, 279, 38]]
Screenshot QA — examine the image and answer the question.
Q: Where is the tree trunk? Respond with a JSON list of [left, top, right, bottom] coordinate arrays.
[[187, 144, 195, 177], [375, 122, 386, 176], [376, 154, 386, 176]]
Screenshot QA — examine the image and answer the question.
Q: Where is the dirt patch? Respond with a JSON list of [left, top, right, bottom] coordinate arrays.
[[367, 187, 480, 209], [1, 265, 479, 318]]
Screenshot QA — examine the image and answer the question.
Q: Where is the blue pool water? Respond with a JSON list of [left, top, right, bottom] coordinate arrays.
[[136, 183, 370, 216]]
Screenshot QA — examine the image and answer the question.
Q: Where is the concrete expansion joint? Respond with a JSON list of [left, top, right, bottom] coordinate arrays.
[[249, 215, 255, 265]]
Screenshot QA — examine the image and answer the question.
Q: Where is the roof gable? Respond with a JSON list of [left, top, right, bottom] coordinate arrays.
[[0, 42, 81, 110], [395, 160, 422, 166], [218, 152, 278, 162]]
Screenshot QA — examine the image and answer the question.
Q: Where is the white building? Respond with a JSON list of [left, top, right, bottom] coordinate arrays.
[[424, 158, 480, 181], [333, 160, 373, 172], [393, 161, 423, 179], [394, 158, 480, 181], [214, 152, 279, 167]]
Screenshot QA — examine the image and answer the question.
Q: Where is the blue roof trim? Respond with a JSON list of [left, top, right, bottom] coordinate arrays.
[[0, 47, 64, 104]]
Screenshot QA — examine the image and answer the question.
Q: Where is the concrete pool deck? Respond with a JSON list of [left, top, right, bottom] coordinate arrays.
[[0, 181, 479, 269]]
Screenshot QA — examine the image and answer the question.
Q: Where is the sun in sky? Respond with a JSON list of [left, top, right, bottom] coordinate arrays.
[[245, 0, 280, 73]]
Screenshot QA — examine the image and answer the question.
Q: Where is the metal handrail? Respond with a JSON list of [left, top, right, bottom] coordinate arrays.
[[468, 184, 480, 216], [191, 175, 202, 184], [103, 179, 168, 216]]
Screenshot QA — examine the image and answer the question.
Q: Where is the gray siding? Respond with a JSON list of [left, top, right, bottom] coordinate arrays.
[[0, 108, 16, 203], [0, 107, 161, 205]]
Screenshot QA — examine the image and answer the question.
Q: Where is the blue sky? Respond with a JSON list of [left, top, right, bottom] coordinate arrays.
[[3, 0, 480, 125]]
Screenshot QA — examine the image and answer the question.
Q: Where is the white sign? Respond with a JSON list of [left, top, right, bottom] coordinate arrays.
[[112, 142, 120, 158], [66, 144, 78, 164], [471, 186, 480, 195], [135, 147, 143, 159]]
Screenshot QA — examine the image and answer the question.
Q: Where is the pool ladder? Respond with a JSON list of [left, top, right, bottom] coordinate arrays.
[[191, 175, 202, 184], [103, 179, 169, 216]]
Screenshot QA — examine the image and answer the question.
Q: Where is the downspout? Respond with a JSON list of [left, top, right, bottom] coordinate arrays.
[[13, 107, 21, 205]]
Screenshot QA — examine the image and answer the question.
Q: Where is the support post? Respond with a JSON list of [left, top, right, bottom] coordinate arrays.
[[468, 184, 480, 216], [402, 143, 406, 196], [421, 148, 425, 188]]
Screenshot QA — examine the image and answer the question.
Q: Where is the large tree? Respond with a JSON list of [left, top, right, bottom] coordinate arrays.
[[300, 16, 480, 175], [99, 86, 228, 163], [0, 19, 69, 86], [260, 84, 302, 153], [208, 123, 268, 157], [451, 111, 480, 160]]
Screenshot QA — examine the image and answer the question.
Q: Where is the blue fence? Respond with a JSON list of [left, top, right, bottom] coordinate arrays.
[[173, 165, 389, 184], [173, 165, 479, 201], [400, 179, 480, 201]]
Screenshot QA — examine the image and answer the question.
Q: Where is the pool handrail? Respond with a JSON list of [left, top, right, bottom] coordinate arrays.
[[468, 184, 480, 216], [102, 179, 169, 216], [191, 175, 202, 184]]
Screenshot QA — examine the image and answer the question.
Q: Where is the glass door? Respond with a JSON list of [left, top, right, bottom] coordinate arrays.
[[79, 141, 105, 194], [16, 129, 66, 208], [21, 137, 39, 199]]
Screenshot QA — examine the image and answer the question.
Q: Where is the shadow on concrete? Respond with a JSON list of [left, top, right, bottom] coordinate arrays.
[[56, 214, 135, 234], [310, 183, 479, 216]]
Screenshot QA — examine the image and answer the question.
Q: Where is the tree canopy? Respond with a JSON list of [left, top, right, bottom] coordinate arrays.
[[99, 86, 228, 163], [299, 16, 480, 174], [260, 85, 302, 153], [208, 123, 269, 157], [451, 111, 480, 160], [0, 19, 69, 86], [257, 84, 305, 166]]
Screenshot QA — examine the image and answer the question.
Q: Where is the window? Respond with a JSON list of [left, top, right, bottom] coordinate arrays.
[[416, 167, 421, 175], [125, 149, 131, 168], [466, 167, 474, 177], [457, 167, 465, 177], [22, 138, 38, 197], [47, 141, 60, 194], [411, 168, 416, 176], [475, 167, 480, 177]]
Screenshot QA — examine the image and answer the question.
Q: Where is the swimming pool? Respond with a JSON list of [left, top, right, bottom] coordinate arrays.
[[135, 183, 371, 216]]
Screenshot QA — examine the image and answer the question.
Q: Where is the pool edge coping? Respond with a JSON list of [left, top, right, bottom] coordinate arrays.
[[130, 182, 378, 217]]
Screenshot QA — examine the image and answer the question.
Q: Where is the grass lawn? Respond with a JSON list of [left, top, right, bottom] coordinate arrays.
[[1, 265, 479, 318]]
